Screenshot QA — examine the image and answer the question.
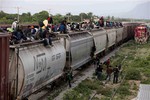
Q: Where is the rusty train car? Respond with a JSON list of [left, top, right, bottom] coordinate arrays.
[[0, 22, 140, 99], [0, 33, 10, 100]]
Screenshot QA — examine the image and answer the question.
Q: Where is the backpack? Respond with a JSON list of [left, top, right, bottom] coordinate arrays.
[[39, 21, 44, 27]]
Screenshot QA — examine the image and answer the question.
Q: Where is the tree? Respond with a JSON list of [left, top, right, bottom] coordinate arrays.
[[87, 12, 93, 19], [53, 14, 64, 24], [66, 12, 72, 22], [71, 15, 80, 22], [32, 10, 49, 22], [111, 16, 114, 21], [20, 12, 32, 23], [79, 13, 88, 21], [107, 16, 110, 20]]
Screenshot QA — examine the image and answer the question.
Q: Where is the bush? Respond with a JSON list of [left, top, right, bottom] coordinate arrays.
[[63, 90, 83, 100], [125, 68, 141, 80], [141, 78, 150, 84], [74, 82, 91, 96], [118, 86, 131, 96], [96, 86, 112, 97], [143, 69, 150, 77]]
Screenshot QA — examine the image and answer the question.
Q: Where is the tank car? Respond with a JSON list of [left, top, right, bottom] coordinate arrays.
[[106, 29, 116, 49], [9, 40, 66, 99], [90, 29, 107, 55], [60, 31, 93, 70], [116, 27, 123, 45]]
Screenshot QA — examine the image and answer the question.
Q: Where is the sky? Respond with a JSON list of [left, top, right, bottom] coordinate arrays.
[[0, 0, 149, 18]]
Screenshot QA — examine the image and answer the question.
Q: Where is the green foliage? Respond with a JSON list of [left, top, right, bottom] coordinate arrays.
[[142, 67, 150, 77], [101, 96, 110, 100], [125, 68, 141, 80], [133, 83, 138, 90], [32, 11, 49, 22], [63, 90, 86, 100], [0, 11, 95, 24], [92, 97, 100, 100], [53, 14, 64, 24], [118, 86, 131, 96], [96, 86, 112, 97], [141, 78, 150, 84], [74, 79, 92, 96], [122, 80, 130, 87], [63, 78, 105, 100]]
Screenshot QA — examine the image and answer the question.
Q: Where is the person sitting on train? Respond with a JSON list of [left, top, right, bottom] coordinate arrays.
[[43, 32, 53, 47], [11, 18, 18, 32], [106, 21, 110, 27], [88, 20, 94, 30], [99, 16, 104, 27], [119, 22, 123, 27], [75, 23, 80, 31], [47, 16, 53, 25], [70, 23, 75, 31], [54, 24, 58, 32], [10, 28, 27, 44], [59, 21, 66, 34], [23, 25, 32, 38]]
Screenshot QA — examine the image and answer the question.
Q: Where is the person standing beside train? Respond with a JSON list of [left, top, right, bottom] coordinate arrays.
[[105, 65, 113, 81], [96, 63, 103, 80], [113, 66, 119, 83], [66, 70, 73, 88]]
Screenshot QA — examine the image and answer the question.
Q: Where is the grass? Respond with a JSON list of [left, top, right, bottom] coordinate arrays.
[[63, 79, 105, 100], [125, 68, 141, 80]]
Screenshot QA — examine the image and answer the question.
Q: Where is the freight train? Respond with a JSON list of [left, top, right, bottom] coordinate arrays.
[[7, 22, 140, 99]]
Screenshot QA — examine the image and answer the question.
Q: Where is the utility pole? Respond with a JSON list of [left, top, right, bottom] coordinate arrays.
[[81, 14, 83, 22], [66, 12, 71, 22], [16, 7, 20, 23], [48, 9, 51, 16]]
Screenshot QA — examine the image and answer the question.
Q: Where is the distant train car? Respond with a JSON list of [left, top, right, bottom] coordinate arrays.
[[116, 27, 123, 45], [134, 24, 149, 44], [106, 29, 116, 49]]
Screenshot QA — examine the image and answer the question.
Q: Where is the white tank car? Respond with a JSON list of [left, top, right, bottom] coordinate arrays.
[[116, 28, 123, 43], [62, 32, 93, 70], [9, 40, 66, 98], [106, 29, 117, 48], [90, 29, 107, 55]]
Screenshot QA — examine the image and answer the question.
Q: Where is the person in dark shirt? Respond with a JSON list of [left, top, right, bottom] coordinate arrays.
[[105, 65, 113, 81], [96, 63, 103, 80], [113, 66, 119, 83]]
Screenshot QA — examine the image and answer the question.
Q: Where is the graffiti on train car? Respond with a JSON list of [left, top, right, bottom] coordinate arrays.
[[45, 53, 62, 79], [52, 53, 61, 61], [34, 53, 46, 87], [35, 53, 46, 73]]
